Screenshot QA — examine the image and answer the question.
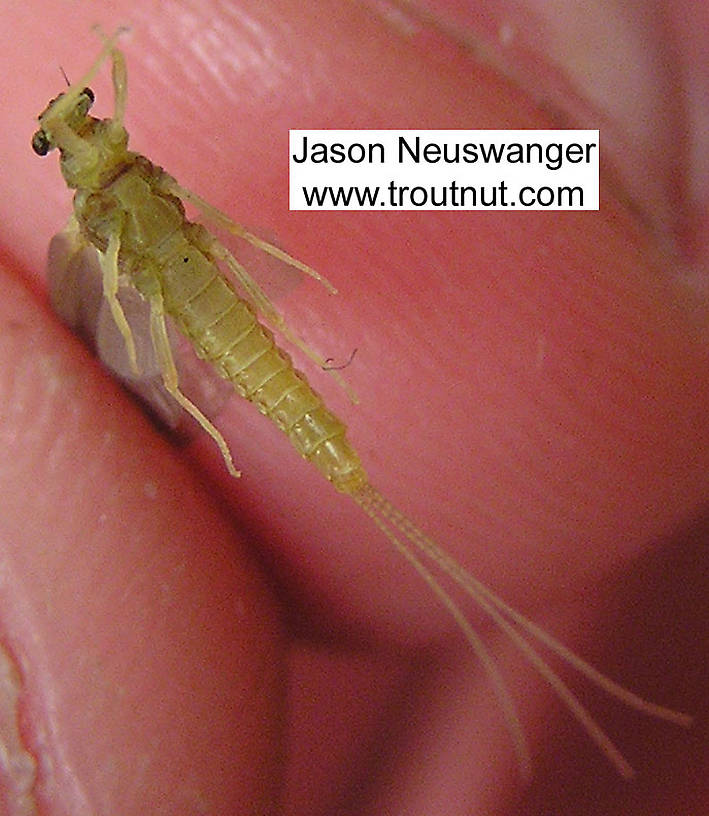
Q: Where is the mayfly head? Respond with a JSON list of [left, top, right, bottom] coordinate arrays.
[[32, 86, 96, 156], [32, 78, 129, 191]]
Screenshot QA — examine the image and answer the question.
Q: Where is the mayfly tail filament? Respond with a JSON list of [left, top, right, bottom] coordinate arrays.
[[351, 482, 692, 779]]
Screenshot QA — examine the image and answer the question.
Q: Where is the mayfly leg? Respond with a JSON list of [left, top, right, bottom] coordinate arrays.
[[47, 27, 129, 129], [108, 33, 127, 130], [90, 24, 129, 139], [98, 227, 139, 376], [162, 179, 359, 403], [148, 289, 240, 477], [167, 181, 338, 293]]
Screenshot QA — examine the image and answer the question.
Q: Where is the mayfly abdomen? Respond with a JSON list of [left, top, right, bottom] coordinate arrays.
[[158, 237, 366, 492]]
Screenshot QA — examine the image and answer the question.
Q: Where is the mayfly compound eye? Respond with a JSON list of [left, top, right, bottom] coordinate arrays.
[[32, 129, 51, 156]]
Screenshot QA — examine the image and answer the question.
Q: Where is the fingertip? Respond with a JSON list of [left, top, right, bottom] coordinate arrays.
[[0, 261, 285, 813]]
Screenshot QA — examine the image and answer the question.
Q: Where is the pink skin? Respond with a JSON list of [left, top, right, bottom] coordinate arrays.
[[0, 1, 707, 814]]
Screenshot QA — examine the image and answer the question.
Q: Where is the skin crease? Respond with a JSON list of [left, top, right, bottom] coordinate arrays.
[[0, 1, 707, 815]]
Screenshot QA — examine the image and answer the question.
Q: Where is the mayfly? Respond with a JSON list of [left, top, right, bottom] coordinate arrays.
[[32, 29, 692, 779]]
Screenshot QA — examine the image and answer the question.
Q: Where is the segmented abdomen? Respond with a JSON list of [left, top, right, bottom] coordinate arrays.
[[159, 235, 367, 493]]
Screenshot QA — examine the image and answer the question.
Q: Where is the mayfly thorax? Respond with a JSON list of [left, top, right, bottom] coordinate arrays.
[[32, 28, 692, 779]]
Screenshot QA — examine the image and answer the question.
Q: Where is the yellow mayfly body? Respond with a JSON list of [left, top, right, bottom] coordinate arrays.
[[33, 29, 691, 779]]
